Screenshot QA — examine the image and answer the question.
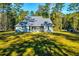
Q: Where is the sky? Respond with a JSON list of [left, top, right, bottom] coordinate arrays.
[[22, 3, 41, 12], [21, 3, 72, 14]]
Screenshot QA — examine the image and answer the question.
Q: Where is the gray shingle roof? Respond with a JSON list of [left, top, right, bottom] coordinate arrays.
[[16, 16, 53, 27]]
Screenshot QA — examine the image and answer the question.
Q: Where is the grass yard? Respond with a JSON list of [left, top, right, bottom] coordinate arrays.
[[0, 31, 79, 56]]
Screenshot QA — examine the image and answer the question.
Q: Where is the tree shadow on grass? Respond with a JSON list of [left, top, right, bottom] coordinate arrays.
[[0, 34, 77, 56], [0, 32, 33, 41], [52, 32, 79, 42]]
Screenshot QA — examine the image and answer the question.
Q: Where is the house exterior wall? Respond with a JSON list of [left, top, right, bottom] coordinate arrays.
[[15, 26, 53, 32], [15, 26, 30, 32], [49, 27, 53, 32], [44, 26, 53, 32]]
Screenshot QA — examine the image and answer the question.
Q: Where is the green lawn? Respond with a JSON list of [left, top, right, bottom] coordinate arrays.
[[0, 31, 79, 56]]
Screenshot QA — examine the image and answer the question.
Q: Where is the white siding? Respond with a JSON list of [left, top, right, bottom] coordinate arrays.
[[44, 26, 53, 32]]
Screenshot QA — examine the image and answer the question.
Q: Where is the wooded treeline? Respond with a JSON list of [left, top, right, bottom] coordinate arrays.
[[0, 3, 79, 32], [0, 3, 28, 31]]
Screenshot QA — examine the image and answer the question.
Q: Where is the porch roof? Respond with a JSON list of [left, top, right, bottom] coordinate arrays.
[[16, 16, 53, 27]]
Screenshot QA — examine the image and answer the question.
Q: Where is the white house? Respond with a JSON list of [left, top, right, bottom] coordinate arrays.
[[15, 16, 53, 32]]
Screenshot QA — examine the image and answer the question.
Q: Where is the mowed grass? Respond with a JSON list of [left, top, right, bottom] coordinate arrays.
[[0, 31, 79, 56]]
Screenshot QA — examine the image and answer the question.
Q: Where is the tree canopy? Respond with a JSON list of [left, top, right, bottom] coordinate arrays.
[[0, 3, 79, 32]]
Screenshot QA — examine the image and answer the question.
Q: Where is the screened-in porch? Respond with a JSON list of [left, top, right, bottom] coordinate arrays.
[[16, 26, 44, 32], [29, 26, 44, 32]]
